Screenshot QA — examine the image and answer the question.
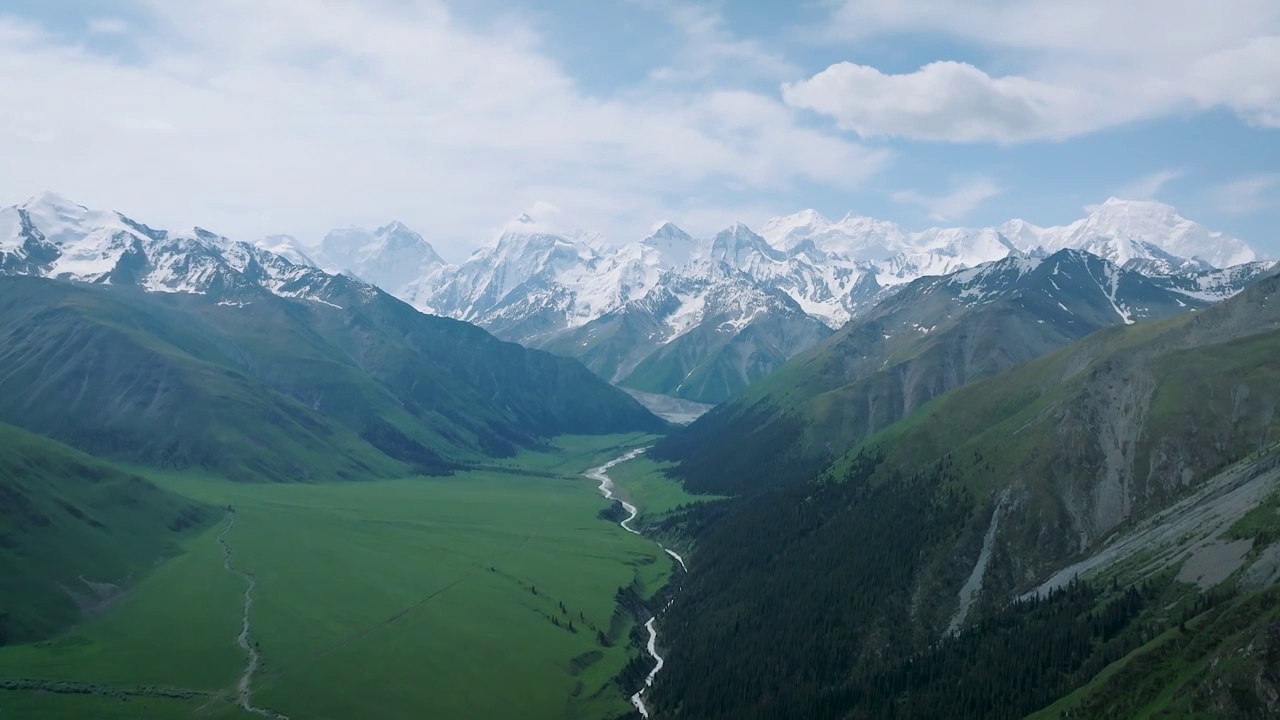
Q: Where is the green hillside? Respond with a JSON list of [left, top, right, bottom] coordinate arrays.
[[655, 250, 1211, 494], [0, 423, 214, 645], [648, 267, 1280, 719], [619, 308, 834, 404], [0, 276, 664, 482]]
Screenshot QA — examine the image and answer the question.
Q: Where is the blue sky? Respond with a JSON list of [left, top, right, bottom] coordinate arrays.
[[1, 0, 1277, 259]]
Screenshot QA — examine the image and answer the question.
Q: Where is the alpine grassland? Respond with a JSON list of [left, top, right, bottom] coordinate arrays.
[[603, 453, 721, 519], [0, 433, 686, 719]]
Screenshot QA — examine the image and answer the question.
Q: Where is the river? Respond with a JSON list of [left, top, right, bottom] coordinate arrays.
[[585, 448, 688, 718]]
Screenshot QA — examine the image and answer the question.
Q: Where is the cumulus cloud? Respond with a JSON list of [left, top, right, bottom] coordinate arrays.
[[793, 0, 1280, 142], [0, 1, 884, 255], [892, 176, 1005, 221], [783, 61, 1082, 143]]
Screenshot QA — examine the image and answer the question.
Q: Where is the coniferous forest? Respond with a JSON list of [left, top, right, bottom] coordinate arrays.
[[647, 453, 1219, 720]]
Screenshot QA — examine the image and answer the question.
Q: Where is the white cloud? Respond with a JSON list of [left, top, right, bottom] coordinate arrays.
[[1187, 37, 1280, 128], [783, 61, 1085, 143], [1206, 174, 1280, 215], [792, 0, 1280, 142], [0, 2, 884, 255], [1115, 169, 1184, 201], [892, 176, 1005, 221]]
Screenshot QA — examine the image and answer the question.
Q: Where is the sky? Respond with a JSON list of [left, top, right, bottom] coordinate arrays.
[[1, 0, 1278, 261]]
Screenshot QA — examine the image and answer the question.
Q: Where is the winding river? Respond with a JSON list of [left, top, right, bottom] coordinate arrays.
[[585, 449, 688, 719]]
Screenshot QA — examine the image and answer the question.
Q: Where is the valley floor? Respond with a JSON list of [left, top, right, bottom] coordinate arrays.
[[0, 433, 697, 720]]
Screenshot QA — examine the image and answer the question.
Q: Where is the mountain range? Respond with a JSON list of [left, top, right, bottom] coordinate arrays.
[[0, 192, 663, 483], [2, 191, 1272, 408], [255, 197, 1268, 404]]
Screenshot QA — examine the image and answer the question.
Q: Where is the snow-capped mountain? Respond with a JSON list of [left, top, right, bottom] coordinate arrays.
[[1147, 261, 1279, 301], [418, 206, 647, 339], [642, 222, 698, 269], [4, 191, 1267, 406], [540, 258, 834, 402], [763, 199, 1257, 276], [408, 211, 849, 402], [304, 221, 446, 300], [912, 248, 1208, 327], [759, 209, 912, 259], [319, 199, 1263, 403], [257, 234, 318, 267], [999, 198, 1258, 271], [0, 192, 364, 307]]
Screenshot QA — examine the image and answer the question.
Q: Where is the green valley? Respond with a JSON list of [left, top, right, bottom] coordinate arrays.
[[0, 434, 689, 719]]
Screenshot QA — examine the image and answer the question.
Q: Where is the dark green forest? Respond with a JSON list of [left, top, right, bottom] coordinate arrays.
[[646, 453, 1243, 720]]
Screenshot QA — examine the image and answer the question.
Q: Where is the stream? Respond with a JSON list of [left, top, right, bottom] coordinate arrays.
[[585, 448, 688, 719]]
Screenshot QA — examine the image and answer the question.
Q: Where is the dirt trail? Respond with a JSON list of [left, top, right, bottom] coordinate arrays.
[[216, 512, 289, 720]]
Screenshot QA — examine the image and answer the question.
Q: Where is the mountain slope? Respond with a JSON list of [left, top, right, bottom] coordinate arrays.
[[650, 266, 1280, 720], [859, 263, 1280, 557], [0, 423, 214, 644], [655, 250, 1210, 494], [1149, 259, 1277, 300], [0, 278, 662, 481]]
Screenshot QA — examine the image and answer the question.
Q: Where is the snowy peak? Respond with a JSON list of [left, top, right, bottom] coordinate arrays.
[[22, 190, 81, 214], [313, 221, 443, 295], [759, 209, 833, 251], [648, 221, 691, 240], [418, 208, 609, 327], [997, 219, 1046, 251], [761, 199, 1259, 272], [320, 221, 441, 266], [913, 227, 1016, 258], [497, 202, 606, 249], [258, 234, 317, 268], [0, 193, 358, 304], [761, 209, 911, 260], [1034, 198, 1257, 270], [896, 247, 1210, 330], [17, 191, 148, 248], [640, 222, 695, 269], [372, 221, 441, 259], [708, 222, 785, 268], [505, 201, 566, 235]]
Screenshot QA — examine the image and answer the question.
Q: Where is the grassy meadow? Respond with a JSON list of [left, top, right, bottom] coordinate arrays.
[[605, 453, 723, 519], [0, 432, 685, 719]]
